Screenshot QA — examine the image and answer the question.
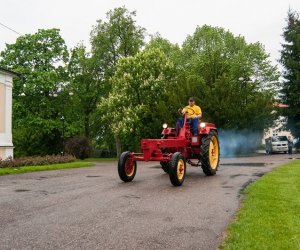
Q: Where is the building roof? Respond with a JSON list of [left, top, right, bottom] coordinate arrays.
[[0, 67, 19, 77], [273, 102, 289, 108]]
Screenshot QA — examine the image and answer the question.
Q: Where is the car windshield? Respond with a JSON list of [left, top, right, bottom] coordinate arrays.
[[272, 136, 288, 142]]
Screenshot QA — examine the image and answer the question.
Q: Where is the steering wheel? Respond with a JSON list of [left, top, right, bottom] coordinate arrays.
[[178, 107, 195, 116]]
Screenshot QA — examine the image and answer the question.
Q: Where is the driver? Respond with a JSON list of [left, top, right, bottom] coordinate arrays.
[[177, 97, 202, 135]]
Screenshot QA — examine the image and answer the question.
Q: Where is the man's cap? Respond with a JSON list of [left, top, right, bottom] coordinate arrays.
[[189, 97, 195, 101]]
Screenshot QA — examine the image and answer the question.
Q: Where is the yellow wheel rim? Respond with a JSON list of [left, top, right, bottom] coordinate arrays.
[[177, 159, 185, 180], [125, 159, 135, 177], [209, 136, 219, 169]]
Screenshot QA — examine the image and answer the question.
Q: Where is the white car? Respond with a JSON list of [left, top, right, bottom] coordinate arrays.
[[265, 136, 288, 154]]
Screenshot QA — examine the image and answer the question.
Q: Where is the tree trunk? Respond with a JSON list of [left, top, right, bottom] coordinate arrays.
[[84, 115, 90, 139], [114, 134, 122, 158]]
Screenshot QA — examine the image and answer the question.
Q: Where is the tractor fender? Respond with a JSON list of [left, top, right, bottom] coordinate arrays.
[[199, 122, 218, 135]]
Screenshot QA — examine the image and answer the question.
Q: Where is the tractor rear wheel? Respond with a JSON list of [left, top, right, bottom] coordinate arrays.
[[169, 152, 186, 186], [200, 130, 220, 176], [118, 151, 137, 182], [160, 162, 169, 173]]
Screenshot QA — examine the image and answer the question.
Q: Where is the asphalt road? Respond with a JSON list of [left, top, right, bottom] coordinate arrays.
[[0, 153, 297, 250]]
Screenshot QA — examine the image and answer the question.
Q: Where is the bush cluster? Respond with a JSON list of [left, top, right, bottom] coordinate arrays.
[[0, 155, 76, 168], [65, 136, 91, 160]]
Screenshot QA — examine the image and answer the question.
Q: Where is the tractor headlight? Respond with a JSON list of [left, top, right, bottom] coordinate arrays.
[[162, 123, 168, 129], [200, 122, 206, 128]]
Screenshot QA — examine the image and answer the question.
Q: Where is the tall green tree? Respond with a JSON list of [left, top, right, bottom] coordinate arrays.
[[0, 28, 69, 156], [90, 7, 146, 154], [181, 25, 279, 131], [68, 44, 105, 139], [280, 9, 300, 139], [102, 48, 178, 154], [144, 35, 189, 114], [90, 6, 145, 80]]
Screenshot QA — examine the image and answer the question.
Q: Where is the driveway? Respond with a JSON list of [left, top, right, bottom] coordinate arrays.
[[0, 153, 297, 249]]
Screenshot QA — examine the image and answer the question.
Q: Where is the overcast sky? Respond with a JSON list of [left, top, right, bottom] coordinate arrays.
[[1, 0, 300, 68]]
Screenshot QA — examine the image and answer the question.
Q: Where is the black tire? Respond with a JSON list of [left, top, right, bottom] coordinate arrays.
[[200, 130, 220, 176], [118, 151, 137, 182], [169, 152, 186, 186], [160, 161, 169, 173]]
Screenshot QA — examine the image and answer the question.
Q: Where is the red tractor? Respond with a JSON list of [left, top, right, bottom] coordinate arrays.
[[118, 108, 220, 186]]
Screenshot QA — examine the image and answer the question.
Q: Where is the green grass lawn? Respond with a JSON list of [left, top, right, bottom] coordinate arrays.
[[0, 161, 94, 176], [220, 160, 300, 250]]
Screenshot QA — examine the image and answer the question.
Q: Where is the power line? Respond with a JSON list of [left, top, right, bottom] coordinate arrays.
[[0, 21, 22, 36]]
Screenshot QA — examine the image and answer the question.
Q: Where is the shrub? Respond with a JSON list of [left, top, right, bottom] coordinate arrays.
[[0, 155, 76, 168], [65, 136, 91, 159]]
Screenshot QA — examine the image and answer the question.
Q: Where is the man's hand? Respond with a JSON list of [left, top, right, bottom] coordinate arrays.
[[180, 109, 188, 116]]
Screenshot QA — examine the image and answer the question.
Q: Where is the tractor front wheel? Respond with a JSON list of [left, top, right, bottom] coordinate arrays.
[[169, 152, 186, 186], [200, 130, 220, 176], [118, 151, 137, 182]]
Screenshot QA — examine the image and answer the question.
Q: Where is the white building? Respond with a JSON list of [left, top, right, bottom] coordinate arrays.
[[0, 68, 16, 159], [263, 117, 293, 140], [263, 103, 293, 143]]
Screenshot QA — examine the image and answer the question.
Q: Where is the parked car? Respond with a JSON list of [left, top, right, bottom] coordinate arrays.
[[265, 136, 288, 154]]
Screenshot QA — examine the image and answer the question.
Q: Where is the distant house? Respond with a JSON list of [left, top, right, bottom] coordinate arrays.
[[263, 103, 292, 143], [264, 117, 292, 139], [0, 68, 17, 159]]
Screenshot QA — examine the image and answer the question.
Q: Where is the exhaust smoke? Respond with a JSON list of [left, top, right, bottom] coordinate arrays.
[[218, 129, 262, 157]]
